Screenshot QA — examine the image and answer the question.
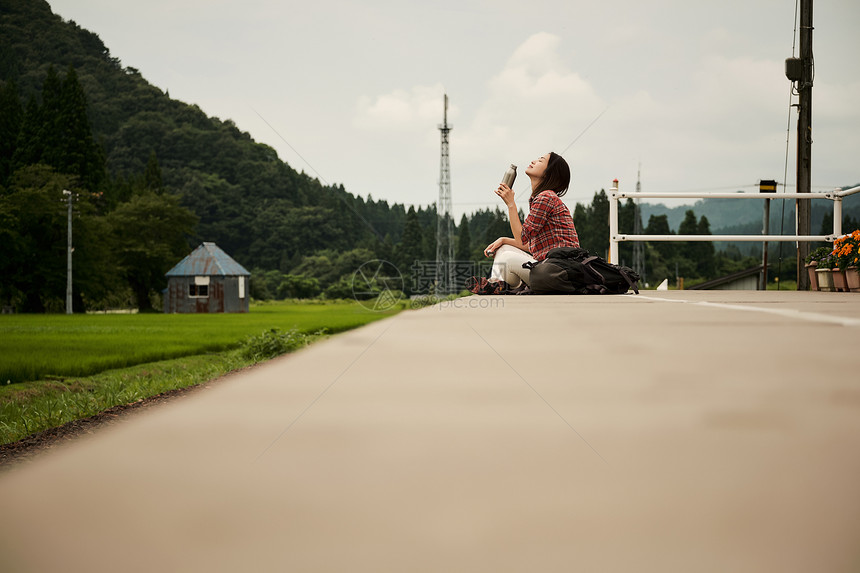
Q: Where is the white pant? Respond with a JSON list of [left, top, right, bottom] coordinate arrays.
[[489, 244, 536, 287]]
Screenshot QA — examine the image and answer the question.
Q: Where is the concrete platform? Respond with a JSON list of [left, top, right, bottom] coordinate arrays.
[[1, 291, 859, 572]]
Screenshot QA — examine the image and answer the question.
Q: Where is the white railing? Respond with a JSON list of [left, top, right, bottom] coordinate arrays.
[[608, 184, 860, 264]]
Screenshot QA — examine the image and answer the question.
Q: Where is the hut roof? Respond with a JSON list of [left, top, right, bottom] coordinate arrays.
[[165, 243, 250, 277]]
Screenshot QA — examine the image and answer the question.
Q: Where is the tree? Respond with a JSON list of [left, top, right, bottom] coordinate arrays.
[[277, 275, 321, 299], [10, 66, 105, 193], [0, 80, 23, 187], [0, 166, 70, 311], [56, 65, 105, 192], [678, 209, 699, 263], [695, 215, 716, 277], [645, 214, 675, 262], [397, 207, 424, 290], [573, 190, 609, 257], [456, 214, 472, 262], [12, 96, 42, 172], [676, 210, 716, 279], [483, 208, 511, 245], [143, 150, 163, 193], [617, 198, 637, 266], [107, 192, 197, 311]]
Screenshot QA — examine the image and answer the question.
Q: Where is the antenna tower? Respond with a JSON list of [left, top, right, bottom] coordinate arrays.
[[436, 94, 455, 294], [633, 165, 645, 281]]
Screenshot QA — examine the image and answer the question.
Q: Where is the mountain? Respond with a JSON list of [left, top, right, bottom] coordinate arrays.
[[0, 0, 437, 272], [640, 191, 860, 235]]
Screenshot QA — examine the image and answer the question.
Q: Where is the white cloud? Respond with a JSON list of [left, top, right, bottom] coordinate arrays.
[[56, 0, 857, 212], [458, 32, 606, 163], [347, 33, 611, 210], [354, 84, 448, 132]]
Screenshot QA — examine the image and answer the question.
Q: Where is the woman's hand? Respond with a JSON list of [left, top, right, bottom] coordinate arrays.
[[495, 183, 516, 208], [484, 237, 507, 258]]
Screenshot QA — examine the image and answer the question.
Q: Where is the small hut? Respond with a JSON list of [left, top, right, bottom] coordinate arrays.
[[164, 243, 251, 313]]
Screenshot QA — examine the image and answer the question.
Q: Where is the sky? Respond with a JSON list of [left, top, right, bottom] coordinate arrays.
[[47, 0, 860, 218]]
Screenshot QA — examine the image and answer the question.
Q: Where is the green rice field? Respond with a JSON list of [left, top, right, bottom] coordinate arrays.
[[0, 300, 399, 385]]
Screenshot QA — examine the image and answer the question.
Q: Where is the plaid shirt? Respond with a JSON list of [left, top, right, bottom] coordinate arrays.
[[520, 190, 579, 261]]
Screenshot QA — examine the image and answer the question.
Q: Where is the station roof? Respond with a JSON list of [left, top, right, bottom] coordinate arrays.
[[165, 242, 250, 277]]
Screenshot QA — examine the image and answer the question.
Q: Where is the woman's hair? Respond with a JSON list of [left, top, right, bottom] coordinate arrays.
[[532, 152, 570, 198]]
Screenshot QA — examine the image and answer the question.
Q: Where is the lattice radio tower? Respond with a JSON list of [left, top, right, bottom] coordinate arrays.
[[632, 165, 646, 280], [436, 94, 455, 294]]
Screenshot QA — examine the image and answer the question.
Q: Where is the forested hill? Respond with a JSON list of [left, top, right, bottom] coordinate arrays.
[[2, 0, 511, 311], [0, 0, 439, 266]]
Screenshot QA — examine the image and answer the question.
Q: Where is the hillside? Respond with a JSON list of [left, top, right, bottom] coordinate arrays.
[[0, 0, 435, 269], [640, 192, 860, 235]]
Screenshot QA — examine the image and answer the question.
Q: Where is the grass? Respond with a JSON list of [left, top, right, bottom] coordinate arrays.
[[0, 351, 252, 444], [0, 299, 399, 385], [767, 279, 798, 290], [0, 299, 403, 445]]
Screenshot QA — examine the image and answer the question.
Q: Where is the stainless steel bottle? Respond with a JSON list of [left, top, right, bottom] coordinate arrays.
[[502, 164, 517, 188]]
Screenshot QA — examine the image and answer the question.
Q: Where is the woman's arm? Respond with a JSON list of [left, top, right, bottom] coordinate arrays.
[[507, 203, 523, 243], [484, 182, 529, 257], [484, 235, 527, 257], [495, 182, 524, 243]]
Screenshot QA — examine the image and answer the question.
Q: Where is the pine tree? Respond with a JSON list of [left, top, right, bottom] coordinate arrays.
[[456, 214, 472, 261], [0, 80, 23, 187], [677, 209, 700, 274], [398, 206, 424, 277], [58, 65, 105, 191], [645, 214, 675, 262], [617, 198, 637, 265], [12, 96, 42, 171], [695, 215, 716, 278], [573, 190, 609, 257], [38, 65, 64, 170], [10, 66, 106, 192], [143, 150, 164, 193]]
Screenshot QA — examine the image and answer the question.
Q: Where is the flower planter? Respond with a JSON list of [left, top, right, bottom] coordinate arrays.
[[847, 266, 860, 293], [816, 268, 835, 292], [805, 262, 819, 291], [832, 268, 848, 292]]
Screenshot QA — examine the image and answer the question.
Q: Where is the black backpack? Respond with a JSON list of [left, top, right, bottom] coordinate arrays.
[[524, 247, 640, 295]]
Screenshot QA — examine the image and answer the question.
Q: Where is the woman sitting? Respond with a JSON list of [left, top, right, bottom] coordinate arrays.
[[477, 152, 580, 292]]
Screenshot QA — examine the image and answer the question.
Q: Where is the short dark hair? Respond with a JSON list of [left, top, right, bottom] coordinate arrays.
[[532, 152, 570, 198]]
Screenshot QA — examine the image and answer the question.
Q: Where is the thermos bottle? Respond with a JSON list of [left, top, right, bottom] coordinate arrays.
[[502, 164, 517, 188]]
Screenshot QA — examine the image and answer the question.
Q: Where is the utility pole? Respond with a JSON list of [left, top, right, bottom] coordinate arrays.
[[436, 94, 455, 294], [63, 189, 73, 314], [760, 180, 777, 289], [795, 0, 813, 290], [633, 165, 645, 282]]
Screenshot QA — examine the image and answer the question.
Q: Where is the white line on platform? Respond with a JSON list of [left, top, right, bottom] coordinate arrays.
[[627, 295, 860, 328]]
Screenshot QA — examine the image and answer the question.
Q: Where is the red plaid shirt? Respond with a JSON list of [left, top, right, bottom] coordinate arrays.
[[520, 190, 579, 261]]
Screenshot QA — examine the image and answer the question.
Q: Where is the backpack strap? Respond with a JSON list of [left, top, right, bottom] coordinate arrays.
[[617, 268, 639, 294], [579, 257, 606, 284]]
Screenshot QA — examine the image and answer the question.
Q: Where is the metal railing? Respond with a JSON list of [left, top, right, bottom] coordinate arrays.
[[608, 184, 860, 264]]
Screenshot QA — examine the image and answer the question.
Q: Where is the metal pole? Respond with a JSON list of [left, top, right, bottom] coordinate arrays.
[[633, 166, 645, 280], [833, 197, 842, 238], [64, 190, 73, 314], [609, 179, 619, 264], [796, 0, 813, 289], [761, 199, 770, 290]]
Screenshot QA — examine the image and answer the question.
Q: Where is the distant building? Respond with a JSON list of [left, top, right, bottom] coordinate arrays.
[[688, 266, 764, 291], [164, 243, 251, 313]]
